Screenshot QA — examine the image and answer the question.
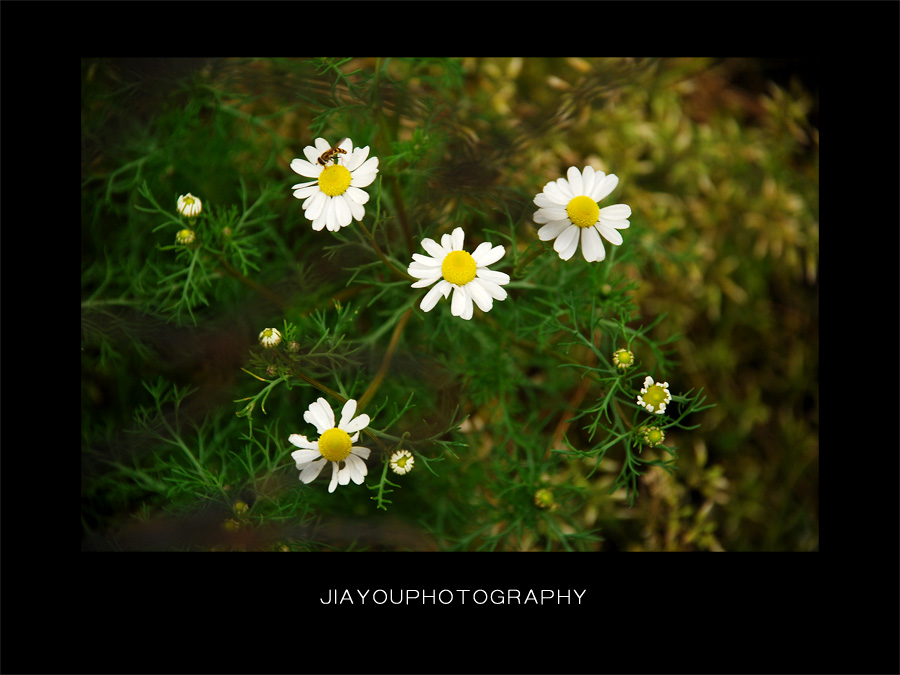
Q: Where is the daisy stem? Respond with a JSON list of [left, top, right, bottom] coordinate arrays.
[[238, 370, 284, 415], [290, 367, 345, 403], [357, 306, 413, 412], [216, 255, 288, 310], [513, 242, 546, 278], [372, 58, 414, 255], [356, 221, 416, 282]]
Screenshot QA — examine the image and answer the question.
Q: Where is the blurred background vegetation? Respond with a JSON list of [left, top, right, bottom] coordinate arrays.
[[82, 57, 817, 551]]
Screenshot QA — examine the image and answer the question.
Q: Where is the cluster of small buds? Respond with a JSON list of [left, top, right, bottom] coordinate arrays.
[[389, 449, 415, 475], [259, 327, 282, 348], [612, 348, 634, 371], [638, 425, 666, 447]]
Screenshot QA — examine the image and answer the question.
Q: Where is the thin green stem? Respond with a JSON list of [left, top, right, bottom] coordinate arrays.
[[356, 220, 416, 282], [358, 306, 413, 412], [217, 255, 287, 309]]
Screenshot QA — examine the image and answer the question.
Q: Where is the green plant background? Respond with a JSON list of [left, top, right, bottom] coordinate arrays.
[[81, 57, 818, 551]]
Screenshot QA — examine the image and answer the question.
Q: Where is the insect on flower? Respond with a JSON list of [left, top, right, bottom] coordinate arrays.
[[317, 138, 348, 166]]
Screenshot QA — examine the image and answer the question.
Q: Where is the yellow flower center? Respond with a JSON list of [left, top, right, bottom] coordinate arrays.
[[645, 428, 664, 445], [643, 385, 668, 409], [614, 349, 634, 367], [566, 195, 600, 228], [318, 428, 352, 462], [441, 250, 477, 286], [318, 165, 352, 196], [176, 229, 195, 244], [534, 488, 555, 509]]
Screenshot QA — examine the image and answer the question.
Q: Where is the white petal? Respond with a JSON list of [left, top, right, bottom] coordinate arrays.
[[334, 195, 352, 228], [581, 165, 596, 197], [450, 227, 465, 251], [325, 198, 341, 232], [596, 221, 624, 245], [303, 144, 321, 165], [476, 268, 510, 286], [412, 253, 442, 267], [342, 413, 370, 434], [344, 186, 370, 205], [408, 260, 441, 276], [581, 226, 603, 262], [292, 185, 319, 200], [555, 177, 575, 200], [533, 193, 557, 209], [344, 454, 367, 484], [567, 166, 584, 196], [311, 213, 327, 231], [451, 285, 472, 319], [420, 281, 450, 312], [554, 225, 580, 260], [288, 434, 317, 450], [328, 462, 340, 492], [471, 241, 493, 261], [292, 448, 321, 468], [598, 203, 631, 220], [410, 273, 442, 288], [349, 158, 379, 187], [299, 458, 326, 483], [337, 463, 351, 486], [468, 280, 494, 312], [538, 219, 571, 242], [343, 144, 367, 171], [347, 198, 365, 222], [473, 244, 505, 268], [421, 238, 446, 260], [591, 173, 619, 202], [291, 157, 321, 178], [339, 399, 357, 428], [541, 181, 570, 205], [534, 207, 567, 224], [305, 397, 335, 433], [475, 277, 508, 301], [350, 446, 371, 460], [350, 171, 378, 190], [304, 191, 327, 221], [411, 274, 442, 289]]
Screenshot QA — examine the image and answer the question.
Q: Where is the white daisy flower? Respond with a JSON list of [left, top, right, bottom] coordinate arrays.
[[288, 397, 371, 493], [636, 376, 672, 415], [289, 138, 379, 232], [177, 193, 202, 218], [407, 226, 510, 321], [258, 327, 282, 348], [389, 449, 415, 475], [533, 166, 631, 262]]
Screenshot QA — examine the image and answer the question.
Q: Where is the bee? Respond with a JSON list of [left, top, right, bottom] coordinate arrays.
[[317, 138, 348, 166]]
